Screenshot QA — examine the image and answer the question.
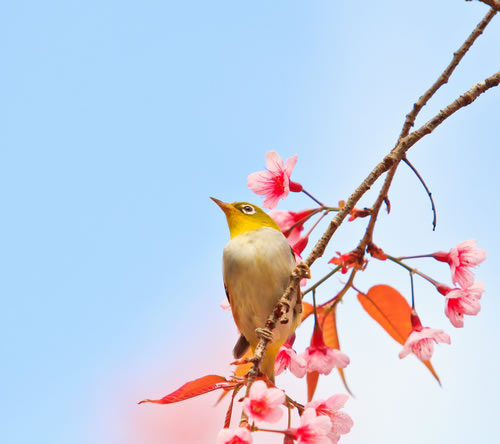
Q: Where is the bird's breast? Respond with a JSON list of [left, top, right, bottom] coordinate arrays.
[[222, 227, 297, 346]]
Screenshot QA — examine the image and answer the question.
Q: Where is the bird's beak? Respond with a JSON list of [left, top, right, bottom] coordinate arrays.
[[210, 197, 233, 215]]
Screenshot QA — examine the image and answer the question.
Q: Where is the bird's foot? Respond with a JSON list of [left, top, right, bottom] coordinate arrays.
[[255, 327, 273, 342], [230, 357, 258, 366], [296, 262, 311, 279]]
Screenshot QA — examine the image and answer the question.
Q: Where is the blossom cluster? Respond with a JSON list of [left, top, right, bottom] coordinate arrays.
[[275, 324, 349, 379], [218, 381, 353, 444], [216, 151, 487, 443], [246, 151, 486, 365]]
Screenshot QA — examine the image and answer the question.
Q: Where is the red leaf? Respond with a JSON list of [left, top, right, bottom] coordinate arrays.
[[307, 371, 319, 402], [138, 374, 229, 405], [358, 285, 440, 383]]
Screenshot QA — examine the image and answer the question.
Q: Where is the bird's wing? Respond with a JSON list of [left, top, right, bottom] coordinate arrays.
[[225, 282, 250, 358]]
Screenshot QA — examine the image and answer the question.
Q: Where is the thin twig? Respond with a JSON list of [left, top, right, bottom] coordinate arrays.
[[301, 188, 324, 207], [402, 157, 437, 231], [409, 271, 416, 309], [302, 266, 342, 297]]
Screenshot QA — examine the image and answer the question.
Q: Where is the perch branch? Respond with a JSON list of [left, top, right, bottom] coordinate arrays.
[[246, 70, 500, 387]]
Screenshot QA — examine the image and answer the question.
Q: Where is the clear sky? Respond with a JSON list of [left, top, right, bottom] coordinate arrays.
[[1, 1, 499, 443]]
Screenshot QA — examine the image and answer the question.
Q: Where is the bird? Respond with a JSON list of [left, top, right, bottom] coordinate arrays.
[[211, 197, 302, 382]]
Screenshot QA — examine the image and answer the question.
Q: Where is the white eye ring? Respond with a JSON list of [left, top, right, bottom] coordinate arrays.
[[241, 205, 255, 215]]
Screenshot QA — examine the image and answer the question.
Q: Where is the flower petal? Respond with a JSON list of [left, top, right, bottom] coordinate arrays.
[[265, 150, 285, 173], [284, 154, 298, 176]]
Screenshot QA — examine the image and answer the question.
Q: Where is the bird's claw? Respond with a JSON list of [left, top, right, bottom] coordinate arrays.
[[255, 327, 273, 341], [230, 357, 258, 366], [297, 262, 311, 279]]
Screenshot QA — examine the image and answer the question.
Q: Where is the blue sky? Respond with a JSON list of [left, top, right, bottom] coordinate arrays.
[[1, 1, 499, 443]]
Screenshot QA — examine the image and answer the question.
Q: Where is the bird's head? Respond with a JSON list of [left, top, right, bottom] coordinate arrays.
[[210, 197, 280, 239]]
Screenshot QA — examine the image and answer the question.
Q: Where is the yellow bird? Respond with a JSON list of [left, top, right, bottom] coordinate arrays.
[[211, 198, 301, 382]]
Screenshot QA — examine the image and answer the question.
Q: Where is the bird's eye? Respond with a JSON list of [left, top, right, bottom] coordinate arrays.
[[241, 205, 256, 215]]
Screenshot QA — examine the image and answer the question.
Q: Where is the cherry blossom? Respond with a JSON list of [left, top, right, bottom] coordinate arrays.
[[399, 311, 451, 361], [217, 427, 253, 444], [242, 380, 285, 423], [432, 240, 486, 288], [270, 209, 314, 244], [437, 282, 484, 328], [302, 324, 350, 375], [247, 151, 302, 209], [288, 408, 332, 444], [275, 343, 307, 378], [306, 394, 353, 443]]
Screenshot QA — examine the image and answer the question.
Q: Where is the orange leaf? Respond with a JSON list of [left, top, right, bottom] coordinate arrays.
[[423, 361, 441, 385], [301, 302, 314, 322], [235, 350, 253, 377], [357, 285, 411, 344], [138, 374, 230, 405], [358, 285, 440, 384], [307, 371, 319, 402], [318, 306, 353, 396]]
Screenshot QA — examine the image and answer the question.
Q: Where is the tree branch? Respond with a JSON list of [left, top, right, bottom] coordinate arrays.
[[467, 0, 500, 11], [356, 8, 497, 251], [246, 70, 500, 385], [400, 7, 497, 139]]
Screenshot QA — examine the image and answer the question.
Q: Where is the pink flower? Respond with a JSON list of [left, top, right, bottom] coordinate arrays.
[[293, 236, 309, 255], [242, 380, 285, 423], [301, 324, 350, 375], [438, 282, 484, 328], [306, 394, 353, 442], [270, 209, 314, 244], [217, 427, 253, 444], [247, 151, 302, 209], [275, 344, 307, 378], [220, 300, 231, 311], [432, 240, 486, 288], [399, 311, 451, 361], [289, 408, 332, 444]]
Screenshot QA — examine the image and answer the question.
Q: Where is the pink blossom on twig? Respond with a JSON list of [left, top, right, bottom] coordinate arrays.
[[438, 282, 484, 328], [242, 380, 285, 424], [217, 427, 253, 444], [275, 344, 307, 378], [399, 311, 451, 361], [301, 324, 350, 375], [288, 408, 332, 444], [247, 151, 302, 209], [432, 240, 486, 288], [306, 394, 353, 443]]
